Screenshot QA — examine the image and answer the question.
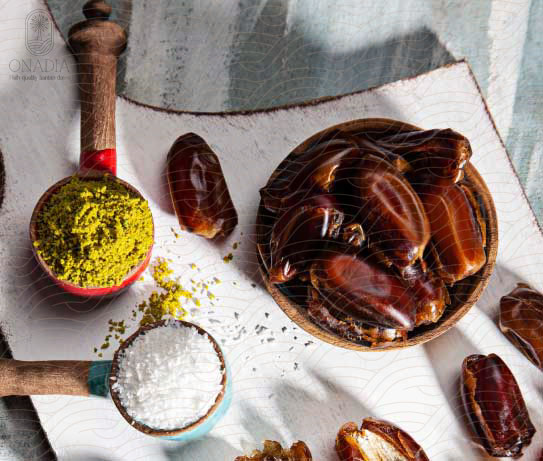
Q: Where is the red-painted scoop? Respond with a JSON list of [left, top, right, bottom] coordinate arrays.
[[29, 1, 153, 297]]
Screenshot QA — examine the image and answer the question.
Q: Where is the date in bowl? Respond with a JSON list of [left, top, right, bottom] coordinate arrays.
[[256, 118, 498, 351]]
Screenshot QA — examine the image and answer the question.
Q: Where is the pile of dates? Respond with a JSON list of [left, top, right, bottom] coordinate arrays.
[[259, 127, 487, 346], [235, 440, 312, 461]]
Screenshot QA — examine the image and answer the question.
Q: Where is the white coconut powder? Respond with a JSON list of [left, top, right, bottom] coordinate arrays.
[[111, 322, 224, 430]]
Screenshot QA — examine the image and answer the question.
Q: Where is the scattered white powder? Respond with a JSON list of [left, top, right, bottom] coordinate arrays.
[[112, 322, 224, 430]]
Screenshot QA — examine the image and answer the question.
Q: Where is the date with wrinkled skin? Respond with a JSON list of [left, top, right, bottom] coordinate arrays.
[[310, 252, 417, 330], [269, 195, 344, 284], [377, 128, 472, 183], [461, 353, 536, 458], [260, 138, 358, 212], [337, 154, 430, 269], [353, 135, 411, 173], [500, 283, 543, 370], [167, 133, 237, 239], [235, 440, 312, 461], [416, 183, 486, 284], [402, 262, 449, 325], [308, 290, 406, 346], [336, 418, 429, 461], [459, 181, 487, 248]]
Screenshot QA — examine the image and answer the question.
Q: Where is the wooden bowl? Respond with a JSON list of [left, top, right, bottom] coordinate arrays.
[[109, 320, 231, 440], [256, 118, 498, 351], [29, 174, 154, 297]]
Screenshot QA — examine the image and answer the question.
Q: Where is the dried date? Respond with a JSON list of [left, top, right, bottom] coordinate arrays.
[[377, 128, 472, 183], [336, 418, 429, 461], [260, 138, 358, 212], [402, 262, 449, 325], [500, 283, 543, 370], [416, 182, 485, 284], [336, 153, 430, 270], [310, 252, 417, 330], [461, 353, 535, 457], [353, 135, 411, 173], [459, 181, 487, 247], [269, 195, 344, 284], [235, 440, 312, 461], [307, 289, 406, 346], [167, 133, 237, 239]]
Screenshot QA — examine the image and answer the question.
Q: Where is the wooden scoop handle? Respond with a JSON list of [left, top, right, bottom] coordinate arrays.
[[0, 359, 92, 397], [68, 0, 126, 174]]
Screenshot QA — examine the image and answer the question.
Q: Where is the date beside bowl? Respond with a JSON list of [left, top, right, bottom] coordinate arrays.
[[256, 118, 498, 351]]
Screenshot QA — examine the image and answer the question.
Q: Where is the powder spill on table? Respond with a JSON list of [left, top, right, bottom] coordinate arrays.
[[137, 257, 194, 324], [96, 258, 222, 356], [111, 321, 224, 430]]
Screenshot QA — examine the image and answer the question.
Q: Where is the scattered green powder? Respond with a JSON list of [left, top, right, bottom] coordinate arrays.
[[107, 319, 127, 342], [95, 257, 222, 354], [171, 227, 180, 239], [137, 257, 193, 325], [223, 239, 241, 262], [34, 177, 153, 287]]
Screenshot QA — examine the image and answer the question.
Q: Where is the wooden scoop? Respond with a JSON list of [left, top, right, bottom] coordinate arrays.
[[29, 0, 154, 297], [0, 321, 231, 441], [0, 359, 110, 398]]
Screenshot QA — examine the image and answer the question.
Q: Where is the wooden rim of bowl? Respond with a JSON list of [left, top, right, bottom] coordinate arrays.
[[29, 173, 154, 291], [109, 319, 228, 437], [256, 118, 498, 351]]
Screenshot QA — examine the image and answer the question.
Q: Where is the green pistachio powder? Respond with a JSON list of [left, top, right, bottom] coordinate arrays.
[[34, 177, 153, 287]]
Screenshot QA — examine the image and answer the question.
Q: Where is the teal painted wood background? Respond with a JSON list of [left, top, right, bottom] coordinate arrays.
[[48, 0, 543, 225]]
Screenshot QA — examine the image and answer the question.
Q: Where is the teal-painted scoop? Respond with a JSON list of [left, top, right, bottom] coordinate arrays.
[[0, 321, 232, 442], [109, 319, 232, 441]]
